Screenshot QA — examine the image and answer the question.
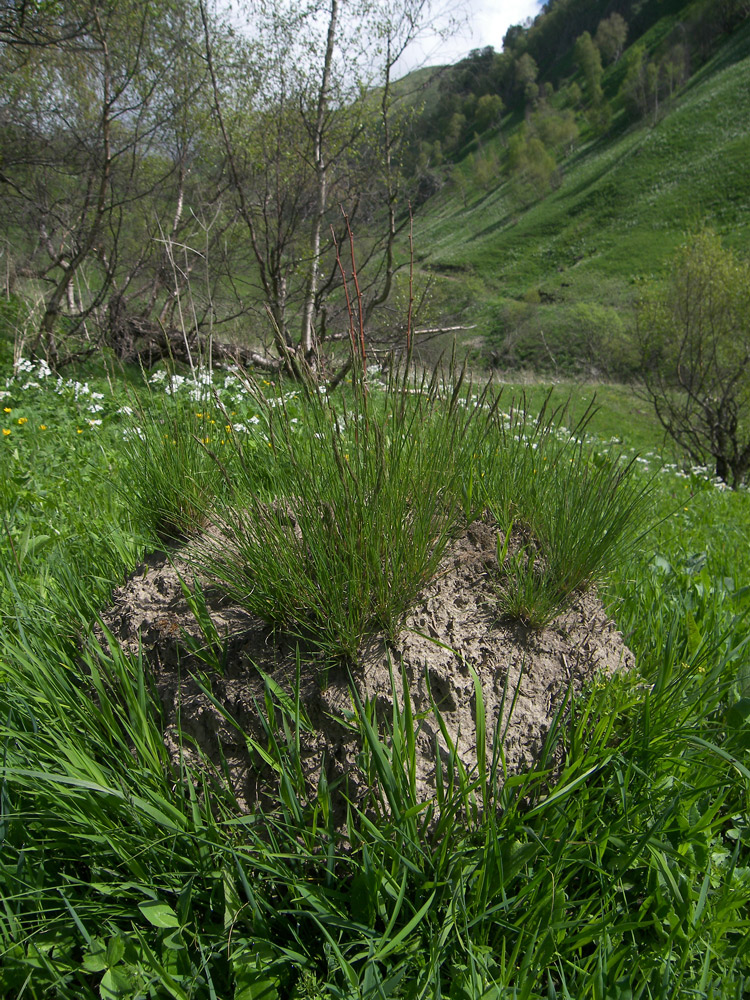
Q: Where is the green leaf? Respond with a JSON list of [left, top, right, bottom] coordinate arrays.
[[100, 966, 135, 999], [138, 900, 180, 929], [372, 890, 435, 963], [726, 697, 750, 729], [526, 758, 611, 818], [685, 610, 703, 656], [22, 533, 52, 559], [651, 555, 672, 574], [82, 939, 108, 974], [224, 868, 243, 932], [99, 969, 133, 1000], [234, 972, 280, 1000], [106, 935, 125, 968]]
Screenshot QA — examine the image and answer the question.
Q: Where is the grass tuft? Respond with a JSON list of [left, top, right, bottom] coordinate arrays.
[[191, 361, 500, 661]]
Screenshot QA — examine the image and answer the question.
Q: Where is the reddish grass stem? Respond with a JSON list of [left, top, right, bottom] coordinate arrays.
[[407, 202, 414, 360], [330, 224, 357, 359], [343, 211, 366, 366]]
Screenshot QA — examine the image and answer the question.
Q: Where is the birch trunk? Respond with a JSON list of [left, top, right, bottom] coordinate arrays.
[[300, 0, 339, 359]]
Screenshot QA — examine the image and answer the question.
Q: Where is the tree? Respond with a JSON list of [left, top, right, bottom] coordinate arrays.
[[661, 43, 689, 100], [619, 44, 652, 119], [450, 162, 469, 207], [444, 111, 467, 151], [574, 31, 603, 106], [636, 230, 750, 486], [200, 0, 439, 374], [474, 147, 499, 191], [704, 0, 750, 35], [515, 53, 539, 106], [530, 104, 578, 156], [507, 128, 556, 204], [0, 0, 222, 366], [595, 13, 628, 65], [619, 42, 686, 124], [474, 93, 504, 132]]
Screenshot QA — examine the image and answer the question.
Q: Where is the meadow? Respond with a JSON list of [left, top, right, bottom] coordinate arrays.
[[2, 352, 750, 999]]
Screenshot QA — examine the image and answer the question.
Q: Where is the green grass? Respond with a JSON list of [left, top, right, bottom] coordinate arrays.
[[190, 363, 494, 660], [2, 357, 750, 997], [480, 398, 653, 627], [482, 380, 667, 455]]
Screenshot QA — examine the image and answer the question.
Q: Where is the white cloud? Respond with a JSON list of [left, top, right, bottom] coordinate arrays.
[[394, 0, 543, 77]]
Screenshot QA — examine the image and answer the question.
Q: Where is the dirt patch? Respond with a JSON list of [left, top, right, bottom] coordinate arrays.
[[101, 516, 633, 813]]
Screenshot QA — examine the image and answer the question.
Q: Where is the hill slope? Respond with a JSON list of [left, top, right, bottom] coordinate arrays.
[[408, 14, 750, 374]]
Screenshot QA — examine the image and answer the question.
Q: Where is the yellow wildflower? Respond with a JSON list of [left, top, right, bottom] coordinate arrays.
[[40, 425, 47, 431], [3, 407, 10, 414], [17, 417, 27, 425], [77, 428, 83, 434], [2, 429, 10, 436]]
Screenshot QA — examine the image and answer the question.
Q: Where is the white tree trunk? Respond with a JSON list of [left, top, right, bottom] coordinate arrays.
[[300, 0, 338, 358]]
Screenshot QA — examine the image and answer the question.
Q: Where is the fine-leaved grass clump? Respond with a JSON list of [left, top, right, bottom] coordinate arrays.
[[118, 357, 652, 649], [196, 360, 501, 661], [478, 394, 653, 626]]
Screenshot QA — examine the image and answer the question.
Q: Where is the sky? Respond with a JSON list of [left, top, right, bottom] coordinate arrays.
[[393, 0, 544, 76]]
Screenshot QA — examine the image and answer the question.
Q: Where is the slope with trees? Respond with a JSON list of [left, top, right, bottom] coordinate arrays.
[[2, 0, 750, 388], [406, 0, 750, 392]]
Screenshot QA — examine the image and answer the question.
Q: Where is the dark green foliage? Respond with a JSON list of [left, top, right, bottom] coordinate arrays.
[[504, 0, 727, 84]]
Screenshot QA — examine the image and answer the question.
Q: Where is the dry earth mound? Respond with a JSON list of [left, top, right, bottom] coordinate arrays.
[[101, 517, 633, 812]]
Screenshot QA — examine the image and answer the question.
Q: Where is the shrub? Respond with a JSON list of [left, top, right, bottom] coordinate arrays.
[[636, 229, 750, 486]]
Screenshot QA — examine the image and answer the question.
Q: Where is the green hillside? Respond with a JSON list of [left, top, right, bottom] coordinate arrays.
[[408, 12, 750, 373]]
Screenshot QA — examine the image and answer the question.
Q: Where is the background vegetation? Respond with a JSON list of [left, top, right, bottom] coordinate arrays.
[[2, 0, 750, 381]]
